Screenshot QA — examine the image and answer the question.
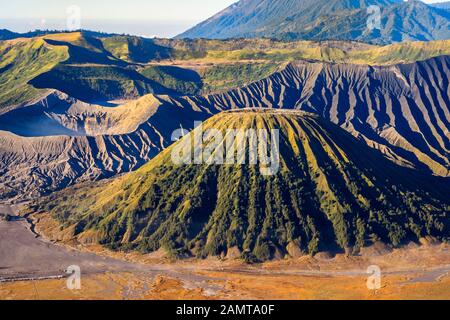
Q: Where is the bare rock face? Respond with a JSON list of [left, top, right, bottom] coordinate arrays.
[[359, 242, 393, 257], [1, 56, 449, 201], [314, 252, 335, 260], [419, 236, 441, 246], [286, 241, 305, 259], [226, 247, 242, 260]]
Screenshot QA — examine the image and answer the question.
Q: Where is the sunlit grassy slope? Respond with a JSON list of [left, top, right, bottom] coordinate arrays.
[[177, 0, 450, 44], [102, 35, 450, 93], [102, 36, 450, 66], [1, 32, 449, 110], [0, 33, 175, 108], [0, 38, 68, 112], [196, 40, 450, 65], [36, 110, 450, 261], [199, 62, 281, 94], [139, 65, 203, 95]]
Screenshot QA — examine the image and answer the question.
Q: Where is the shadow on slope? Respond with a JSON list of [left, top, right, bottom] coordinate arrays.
[[29, 64, 176, 104], [36, 110, 450, 262]]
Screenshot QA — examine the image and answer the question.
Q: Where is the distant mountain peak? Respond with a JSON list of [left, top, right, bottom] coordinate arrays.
[[177, 0, 450, 44]]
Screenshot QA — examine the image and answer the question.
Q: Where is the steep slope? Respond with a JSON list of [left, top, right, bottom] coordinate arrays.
[[371, 1, 450, 43], [177, 0, 450, 44], [0, 32, 181, 113], [1, 56, 449, 201], [348, 40, 450, 65], [432, 2, 450, 10], [30, 64, 173, 103], [158, 56, 450, 176], [101, 36, 175, 63], [0, 91, 208, 201], [139, 65, 203, 95], [35, 110, 450, 261], [31, 33, 179, 103], [198, 62, 280, 94], [2, 31, 450, 114], [0, 37, 69, 114], [0, 29, 21, 41]]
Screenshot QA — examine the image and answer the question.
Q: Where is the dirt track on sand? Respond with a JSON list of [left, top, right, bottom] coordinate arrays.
[[0, 204, 142, 281], [0, 204, 221, 296], [1, 204, 450, 300]]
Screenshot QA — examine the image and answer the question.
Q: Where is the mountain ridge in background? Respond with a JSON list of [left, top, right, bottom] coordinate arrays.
[[0, 7, 449, 266], [177, 0, 450, 44]]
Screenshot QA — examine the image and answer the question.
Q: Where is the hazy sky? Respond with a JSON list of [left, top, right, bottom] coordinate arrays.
[[0, 0, 237, 37], [0, 0, 446, 37]]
